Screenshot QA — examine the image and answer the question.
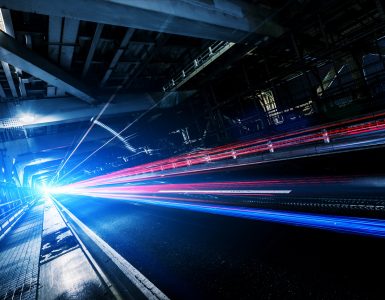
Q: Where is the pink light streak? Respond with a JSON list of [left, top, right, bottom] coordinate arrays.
[[57, 113, 385, 191], [46, 113, 385, 239]]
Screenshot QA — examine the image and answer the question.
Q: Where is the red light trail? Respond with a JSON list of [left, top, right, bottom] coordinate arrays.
[[59, 113, 385, 189], [47, 113, 385, 239]]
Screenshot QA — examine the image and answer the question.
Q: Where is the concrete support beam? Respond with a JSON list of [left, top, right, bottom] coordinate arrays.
[[0, 0, 284, 42], [0, 30, 95, 103]]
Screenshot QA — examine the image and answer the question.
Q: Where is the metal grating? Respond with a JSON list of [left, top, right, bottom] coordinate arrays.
[[0, 203, 44, 300], [0, 118, 25, 129]]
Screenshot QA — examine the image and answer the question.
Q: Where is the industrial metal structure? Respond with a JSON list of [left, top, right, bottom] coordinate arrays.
[[1, 0, 385, 299]]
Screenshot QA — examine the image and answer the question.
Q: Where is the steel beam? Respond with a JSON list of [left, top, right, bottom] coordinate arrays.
[[0, 82, 5, 98], [60, 18, 79, 70], [48, 16, 62, 96], [0, 0, 284, 42], [48, 16, 62, 62], [0, 90, 195, 129], [100, 28, 134, 87], [82, 23, 103, 78], [124, 32, 166, 89], [0, 30, 95, 103], [0, 8, 22, 98], [0, 61, 17, 97], [18, 76, 27, 97], [12, 130, 112, 185], [0, 93, 155, 129], [0, 8, 13, 35], [55, 17, 80, 96]]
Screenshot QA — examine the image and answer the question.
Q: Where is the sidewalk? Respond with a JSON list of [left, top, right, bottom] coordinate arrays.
[[38, 198, 112, 299], [0, 198, 114, 300], [0, 200, 44, 300]]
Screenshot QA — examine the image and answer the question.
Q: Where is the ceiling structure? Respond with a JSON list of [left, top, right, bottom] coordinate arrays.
[[0, 0, 384, 188]]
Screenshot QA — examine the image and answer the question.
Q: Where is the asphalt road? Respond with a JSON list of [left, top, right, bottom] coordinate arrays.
[[54, 148, 385, 299], [57, 193, 385, 300]]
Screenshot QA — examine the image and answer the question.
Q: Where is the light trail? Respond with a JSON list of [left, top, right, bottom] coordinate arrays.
[[50, 176, 385, 238], [59, 100, 166, 182], [59, 114, 385, 189], [50, 180, 295, 196], [94, 120, 136, 153], [53, 67, 170, 184], [48, 113, 385, 239], [157, 189, 292, 194], [52, 92, 115, 183], [63, 176, 353, 192], [140, 200, 385, 238], [54, 189, 385, 239], [51, 72, 134, 184]]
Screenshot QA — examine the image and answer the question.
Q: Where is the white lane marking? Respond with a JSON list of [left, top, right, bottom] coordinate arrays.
[[54, 199, 170, 300], [51, 198, 122, 300], [158, 189, 292, 194]]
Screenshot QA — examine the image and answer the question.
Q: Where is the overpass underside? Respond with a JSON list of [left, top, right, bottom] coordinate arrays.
[[1, 0, 385, 299]]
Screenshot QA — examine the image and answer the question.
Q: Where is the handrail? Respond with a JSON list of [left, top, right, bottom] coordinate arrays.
[[163, 41, 235, 92]]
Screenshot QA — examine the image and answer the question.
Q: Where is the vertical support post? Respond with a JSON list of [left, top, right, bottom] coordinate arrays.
[[322, 129, 330, 143]]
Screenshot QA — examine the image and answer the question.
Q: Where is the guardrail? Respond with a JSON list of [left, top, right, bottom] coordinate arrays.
[[0, 198, 36, 240], [66, 111, 385, 188], [162, 41, 235, 92], [138, 115, 385, 172]]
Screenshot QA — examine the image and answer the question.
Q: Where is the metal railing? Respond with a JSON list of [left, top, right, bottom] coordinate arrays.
[[163, 41, 235, 92], [0, 196, 35, 238]]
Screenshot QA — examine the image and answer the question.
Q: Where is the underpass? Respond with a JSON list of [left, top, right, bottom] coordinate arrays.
[[1, 1, 385, 299]]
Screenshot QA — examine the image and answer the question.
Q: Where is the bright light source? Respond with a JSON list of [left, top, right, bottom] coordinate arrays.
[[19, 113, 35, 124], [37, 182, 54, 196], [36, 183, 67, 196], [42, 185, 50, 195]]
